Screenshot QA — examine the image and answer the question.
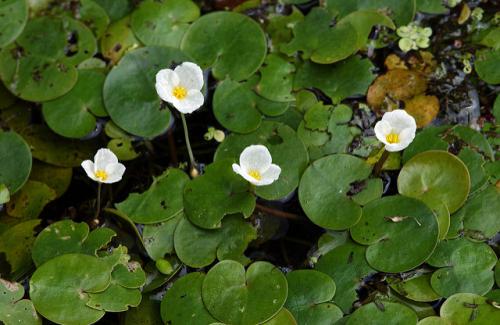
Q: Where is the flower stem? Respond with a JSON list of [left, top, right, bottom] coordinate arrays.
[[180, 113, 196, 169], [94, 182, 102, 221], [373, 149, 390, 177]]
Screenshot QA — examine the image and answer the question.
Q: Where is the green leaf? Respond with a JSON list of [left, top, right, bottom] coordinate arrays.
[[0, 184, 9, 204], [174, 214, 256, 268], [183, 159, 255, 229], [0, 279, 41, 325], [262, 308, 297, 325], [0, 131, 32, 194], [100, 16, 141, 65], [124, 296, 162, 325], [475, 48, 500, 84], [78, 0, 110, 39], [347, 301, 418, 325], [339, 10, 395, 48], [398, 150, 470, 214], [0, 0, 28, 47], [351, 195, 439, 273], [427, 238, 496, 297], [315, 240, 375, 313], [256, 54, 296, 102], [131, 0, 199, 48], [31, 220, 116, 267], [202, 260, 288, 325], [181, 11, 267, 81], [440, 293, 500, 324], [416, 0, 448, 14], [116, 168, 189, 224], [42, 69, 107, 139], [29, 161, 72, 198], [161, 272, 218, 324], [104, 46, 188, 138], [282, 8, 359, 64], [215, 121, 309, 200], [294, 56, 376, 104], [299, 154, 373, 230], [142, 214, 182, 261], [94, 0, 132, 22], [285, 270, 342, 324], [6, 180, 57, 219], [389, 274, 441, 302]]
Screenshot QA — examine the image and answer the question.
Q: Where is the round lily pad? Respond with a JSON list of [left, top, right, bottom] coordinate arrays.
[[398, 150, 470, 214], [389, 274, 441, 302], [116, 168, 189, 224], [346, 301, 418, 325], [42, 69, 107, 138], [104, 46, 189, 138], [417, 316, 450, 325], [440, 293, 500, 324], [427, 238, 496, 297], [299, 154, 373, 230], [181, 11, 267, 81], [475, 48, 500, 84], [202, 260, 288, 325], [351, 196, 439, 273], [285, 270, 343, 325], [256, 54, 296, 102], [100, 16, 141, 65], [161, 272, 217, 324], [0, 131, 32, 194], [174, 215, 256, 268], [0, 0, 28, 47], [314, 241, 375, 313], [183, 159, 255, 229], [0, 279, 41, 325], [30, 254, 112, 325], [131, 0, 199, 48], [6, 180, 56, 219], [262, 308, 297, 325], [142, 214, 182, 260], [215, 121, 309, 200]]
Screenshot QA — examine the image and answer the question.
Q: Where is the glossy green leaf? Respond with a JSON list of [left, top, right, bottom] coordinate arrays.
[[183, 159, 255, 229], [94, 0, 132, 22], [142, 214, 182, 261], [475, 48, 500, 84], [181, 11, 266, 81], [390, 273, 441, 302], [100, 16, 141, 64], [339, 10, 395, 48], [262, 308, 297, 325], [299, 154, 373, 230], [326, 0, 416, 25], [351, 196, 439, 273], [440, 293, 500, 324], [256, 54, 295, 102], [0, 279, 41, 325], [0, 0, 28, 47], [131, 0, 199, 48], [202, 260, 288, 325], [104, 46, 188, 138], [347, 301, 418, 325], [0, 131, 32, 194]]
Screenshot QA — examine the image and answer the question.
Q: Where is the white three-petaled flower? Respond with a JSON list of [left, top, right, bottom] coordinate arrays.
[[374, 110, 417, 152], [155, 62, 204, 114], [81, 148, 126, 184], [232, 145, 281, 186]]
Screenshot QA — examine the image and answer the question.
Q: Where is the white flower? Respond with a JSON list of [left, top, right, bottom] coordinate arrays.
[[155, 62, 204, 114], [232, 145, 281, 186], [81, 148, 126, 184], [374, 110, 417, 152]]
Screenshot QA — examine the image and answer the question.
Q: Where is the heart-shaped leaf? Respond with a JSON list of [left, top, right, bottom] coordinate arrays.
[[0, 0, 28, 47], [346, 301, 418, 325], [0, 131, 32, 194], [0, 279, 40, 325]]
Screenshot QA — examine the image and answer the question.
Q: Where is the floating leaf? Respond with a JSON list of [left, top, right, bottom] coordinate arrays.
[[346, 301, 418, 325], [427, 238, 496, 297], [0, 131, 32, 194], [124, 296, 162, 325], [104, 46, 188, 138], [398, 150, 470, 214], [351, 195, 439, 273], [174, 214, 256, 268], [285, 270, 342, 324], [262, 308, 297, 325], [131, 0, 200, 48], [181, 11, 267, 81], [42, 69, 107, 139], [100, 16, 141, 64], [0, 0, 28, 47], [315, 241, 375, 313], [161, 272, 217, 324], [440, 293, 500, 324], [142, 214, 181, 261], [183, 159, 255, 229], [256, 54, 295, 102], [326, 0, 416, 25], [389, 273, 441, 302], [339, 10, 395, 48], [202, 260, 288, 325], [94, 0, 132, 22], [215, 121, 309, 200], [6, 180, 56, 219], [0, 279, 41, 325], [116, 168, 189, 224], [29, 161, 72, 198], [299, 154, 373, 230], [475, 48, 500, 84]]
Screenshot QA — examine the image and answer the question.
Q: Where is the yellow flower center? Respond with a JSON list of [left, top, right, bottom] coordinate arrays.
[[386, 133, 400, 144], [248, 170, 262, 181], [172, 86, 187, 100], [95, 170, 108, 181]]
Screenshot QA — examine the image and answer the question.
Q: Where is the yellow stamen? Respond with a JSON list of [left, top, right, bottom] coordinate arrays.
[[248, 170, 262, 181], [172, 86, 187, 100], [386, 133, 400, 144], [95, 170, 108, 181]]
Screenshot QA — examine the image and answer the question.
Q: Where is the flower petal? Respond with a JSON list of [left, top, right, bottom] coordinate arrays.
[[174, 62, 204, 90], [156, 69, 179, 87], [233, 163, 259, 185], [239, 145, 272, 172], [259, 164, 281, 186], [385, 142, 407, 152], [172, 89, 204, 114], [104, 163, 126, 184], [94, 148, 118, 171], [81, 160, 98, 181], [374, 120, 392, 145], [382, 110, 416, 132]]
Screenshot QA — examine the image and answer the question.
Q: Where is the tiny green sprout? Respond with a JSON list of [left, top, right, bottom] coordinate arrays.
[[156, 258, 174, 275], [204, 127, 225, 142], [397, 23, 432, 52], [471, 7, 484, 21], [447, 0, 462, 8]]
